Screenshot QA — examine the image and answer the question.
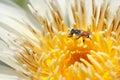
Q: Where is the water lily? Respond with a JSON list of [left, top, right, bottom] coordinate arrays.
[[0, 0, 120, 80]]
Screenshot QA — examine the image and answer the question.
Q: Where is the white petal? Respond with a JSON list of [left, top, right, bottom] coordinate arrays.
[[29, 0, 47, 16], [0, 64, 27, 80], [0, 0, 41, 42], [0, 0, 27, 21]]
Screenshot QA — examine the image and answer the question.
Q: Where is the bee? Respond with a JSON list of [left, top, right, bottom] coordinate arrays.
[[68, 29, 91, 42]]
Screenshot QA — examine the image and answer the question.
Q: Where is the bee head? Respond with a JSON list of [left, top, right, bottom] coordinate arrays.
[[69, 29, 75, 35]]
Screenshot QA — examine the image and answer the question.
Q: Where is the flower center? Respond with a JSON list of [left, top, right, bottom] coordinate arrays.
[[66, 50, 90, 67], [50, 32, 94, 67]]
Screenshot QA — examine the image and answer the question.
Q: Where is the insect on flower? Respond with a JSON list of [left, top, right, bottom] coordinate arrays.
[[68, 29, 91, 42]]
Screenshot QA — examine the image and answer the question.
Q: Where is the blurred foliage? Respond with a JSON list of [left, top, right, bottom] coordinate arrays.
[[11, 0, 28, 8]]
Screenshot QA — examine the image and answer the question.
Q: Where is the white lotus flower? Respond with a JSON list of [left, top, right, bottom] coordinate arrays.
[[0, 0, 120, 80]]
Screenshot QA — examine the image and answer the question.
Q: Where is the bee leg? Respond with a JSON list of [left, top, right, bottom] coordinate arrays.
[[76, 35, 81, 39], [68, 34, 73, 37], [87, 36, 91, 40], [82, 37, 85, 43], [83, 39, 85, 43]]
